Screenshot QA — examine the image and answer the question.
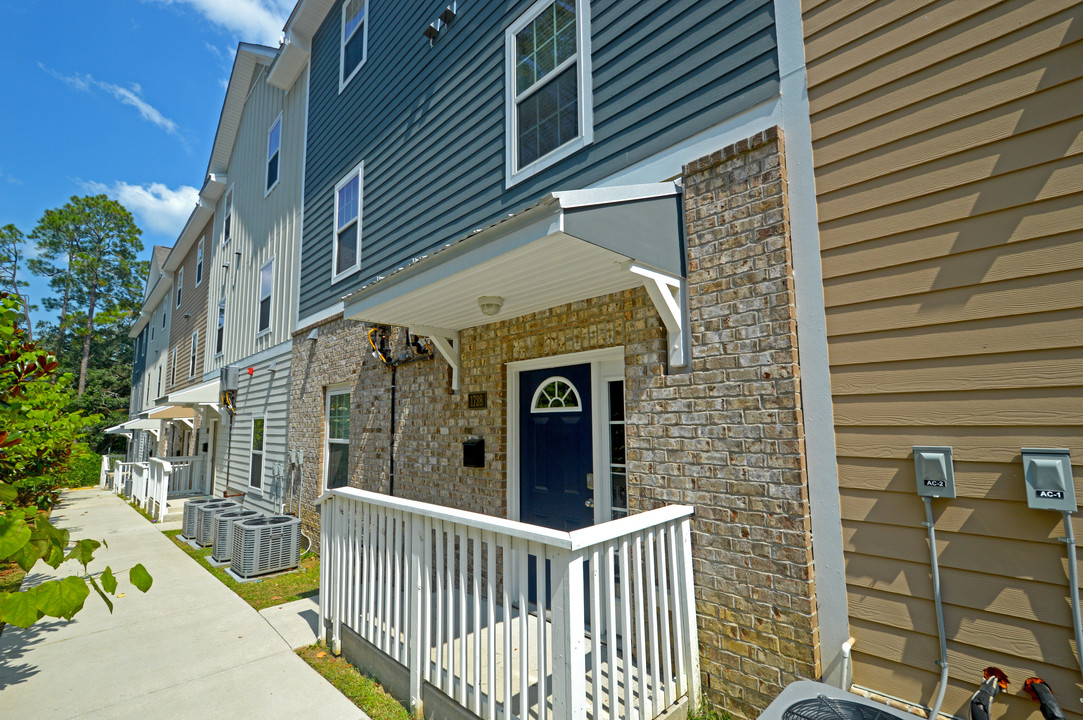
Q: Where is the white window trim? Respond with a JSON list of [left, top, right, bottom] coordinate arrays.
[[504, 0, 594, 189], [331, 161, 363, 284], [530, 375, 583, 413], [175, 267, 184, 308], [189, 330, 198, 379], [257, 257, 275, 337], [170, 347, 178, 387], [222, 186, 234, 246], [265, 113, 283, 197], [339, 0, 369, 93], [195, 238, 205, 286], [249, 416, 265, 494], [215, 299, 225, 358], [323, 385, 352, 493]]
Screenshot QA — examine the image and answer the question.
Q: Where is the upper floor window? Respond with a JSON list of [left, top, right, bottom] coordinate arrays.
[[175, 268, 184, 308], [258, 259, 273, 334], [266, 115, 282, 194], [215, 299, 225, 355], [340, 0, 368, 91], [170, 347, 178, 387], [332, 162, 362, 282], [222, 187, 234, 245], [189, 330, 198, 378], [505, 0, 593, 186], [195, 238, 204, 285]]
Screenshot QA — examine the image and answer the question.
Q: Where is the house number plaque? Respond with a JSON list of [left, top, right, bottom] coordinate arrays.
[[468, 392, 487, 409]]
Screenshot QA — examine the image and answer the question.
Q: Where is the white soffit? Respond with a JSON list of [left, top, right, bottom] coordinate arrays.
[[342, 183, 685, 333], [122, 418, 163, 432], [162, 379, 221, 406], [206, 43, 278, 176]]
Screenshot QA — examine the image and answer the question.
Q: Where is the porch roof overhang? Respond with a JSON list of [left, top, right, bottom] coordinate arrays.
[[139, 405, 196, 420], [104, 422, 133, 436], [159, 379, 221, 410], [342, 184, 687, 389]]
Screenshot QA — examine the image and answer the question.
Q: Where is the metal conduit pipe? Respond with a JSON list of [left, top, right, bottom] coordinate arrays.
[[923, 496, 950, 720], [1061, 511, 1083, 702]]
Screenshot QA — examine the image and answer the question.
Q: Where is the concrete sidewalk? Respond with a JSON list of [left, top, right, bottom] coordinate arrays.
[[0, 488, 367, 720]]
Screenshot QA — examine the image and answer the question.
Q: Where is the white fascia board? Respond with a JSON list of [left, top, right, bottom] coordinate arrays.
[[129, 273, 174, 337], [552, 182, 680, 209], [201, 174, 227, 202], [205, 43, 279, 178], [268, 32, 310, 90], [163, 201, 214, 273]]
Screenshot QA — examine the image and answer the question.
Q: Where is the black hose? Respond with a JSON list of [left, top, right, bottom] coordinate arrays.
[[1024, 678, 1066, 720], [970, 670, 1008, 720]]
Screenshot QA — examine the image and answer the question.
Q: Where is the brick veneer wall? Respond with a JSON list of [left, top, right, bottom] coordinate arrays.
[[288, 126, 818, 718], [640, 126, 818, 716]]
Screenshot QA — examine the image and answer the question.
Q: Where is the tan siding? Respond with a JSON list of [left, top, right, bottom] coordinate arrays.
[[166, 217, 213, 391], [804, 0, 1083, 715]]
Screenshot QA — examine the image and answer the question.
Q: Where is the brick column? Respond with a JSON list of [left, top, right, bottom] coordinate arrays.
[[628, 127, 819, 718]]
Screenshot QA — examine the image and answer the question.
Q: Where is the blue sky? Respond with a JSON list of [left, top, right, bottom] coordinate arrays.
[[0, 0, 294, 326]]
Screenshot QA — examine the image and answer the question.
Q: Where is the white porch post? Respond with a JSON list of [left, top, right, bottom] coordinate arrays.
[[550, 548, 587, 720], [319, 498, 331, 646], [331, 497, 343, 655], [676, 517, 701, 710], [408, 514, 425, 716]]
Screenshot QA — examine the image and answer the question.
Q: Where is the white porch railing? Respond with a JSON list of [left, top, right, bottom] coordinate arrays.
[[319, 488, 700, 720], [111, 462, 134, 495], [99, 454, 124, 488], [146, 456, 201, 522]]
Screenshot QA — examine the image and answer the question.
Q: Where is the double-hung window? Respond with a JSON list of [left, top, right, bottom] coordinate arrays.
[[222, 187, 234, 245], [340, 0, 368, 91], [170, 347, 178, 387], [332, 162, 362, 281], [266, 115, 281, 194], [195, 239, 204, 285], [505, 0, 593, 186], [189, 330, 198, 378], [175, 268, 184, 308], [325, 389, 350, 490], [215, 299, 225, 355], [250, 418, 264, 490], [258, 259, 273, 334]]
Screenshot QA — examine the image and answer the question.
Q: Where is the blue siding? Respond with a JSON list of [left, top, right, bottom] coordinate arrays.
[[300, 0, 779, 318]]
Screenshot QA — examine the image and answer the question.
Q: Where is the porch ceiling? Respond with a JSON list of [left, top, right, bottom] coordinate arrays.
[[139, 405, 196, 420], [120, 418, 163, 432], [161, 379, 221, 407], [341, 183, 684, 332]]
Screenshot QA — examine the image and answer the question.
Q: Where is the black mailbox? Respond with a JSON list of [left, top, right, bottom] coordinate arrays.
[[463, 438, 484, 468]]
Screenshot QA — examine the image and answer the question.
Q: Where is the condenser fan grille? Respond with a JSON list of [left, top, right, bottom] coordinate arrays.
[[784, 697, 900, 720]]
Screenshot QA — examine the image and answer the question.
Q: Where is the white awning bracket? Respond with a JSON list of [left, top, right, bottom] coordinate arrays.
[[628, 263, 688, 369], [411, 325, 461, 393]]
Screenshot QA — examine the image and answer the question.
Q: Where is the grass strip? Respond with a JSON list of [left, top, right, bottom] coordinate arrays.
[[163, 529, 319, 611], [297, 643, 412, 720]]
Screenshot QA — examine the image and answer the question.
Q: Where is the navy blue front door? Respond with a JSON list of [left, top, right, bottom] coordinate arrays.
[[519, 364, 594, 531]]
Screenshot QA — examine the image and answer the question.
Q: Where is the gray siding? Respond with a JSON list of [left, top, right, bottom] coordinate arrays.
[[213, 345, 292, 515], [299, 0, 779, 318]]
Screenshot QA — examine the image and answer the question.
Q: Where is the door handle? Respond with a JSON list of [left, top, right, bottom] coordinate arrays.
[[585, 498, 594, 508]]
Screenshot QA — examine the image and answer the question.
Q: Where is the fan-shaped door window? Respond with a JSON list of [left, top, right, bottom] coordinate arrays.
[[530, 376, 582, 413]]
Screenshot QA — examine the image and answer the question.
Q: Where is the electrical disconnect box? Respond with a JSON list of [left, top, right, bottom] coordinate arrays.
[[1021, 448, 1076, 512], [220, 366, 239, 392], [913, 446, 956, 498]]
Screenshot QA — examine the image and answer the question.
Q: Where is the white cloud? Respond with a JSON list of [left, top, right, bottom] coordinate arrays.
[[38, 63, 182, 138], [149, 0, 292, 46], [81, 181, 199, 237]]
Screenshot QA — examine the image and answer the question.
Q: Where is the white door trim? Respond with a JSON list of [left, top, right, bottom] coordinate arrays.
[[506, 346, 624, 523]]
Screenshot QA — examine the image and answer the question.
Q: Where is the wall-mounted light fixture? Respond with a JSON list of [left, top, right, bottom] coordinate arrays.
[[423, 22, 439, 43], [423, 2, 457, 46], [478, 296, 504, 316]]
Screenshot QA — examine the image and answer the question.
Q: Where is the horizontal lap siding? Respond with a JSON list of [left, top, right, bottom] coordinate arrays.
[[803, 0, 1083, 717], [299, 0, 780, 318]]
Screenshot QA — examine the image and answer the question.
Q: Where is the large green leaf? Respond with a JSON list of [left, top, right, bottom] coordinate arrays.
[[129, 563, 152, 593], [0, 589, 43, 628], [57, 576, 90, 620], [65, 538, 101, 569], [100, 566, 117, 595], [87, 575, 113, 614], [0, 481, 16, 503], [0, 515, 31, 559], [10, 537, 46, 571]]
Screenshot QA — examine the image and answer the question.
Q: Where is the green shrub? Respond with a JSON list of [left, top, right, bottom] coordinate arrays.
[[60, 446, 101, 488]]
